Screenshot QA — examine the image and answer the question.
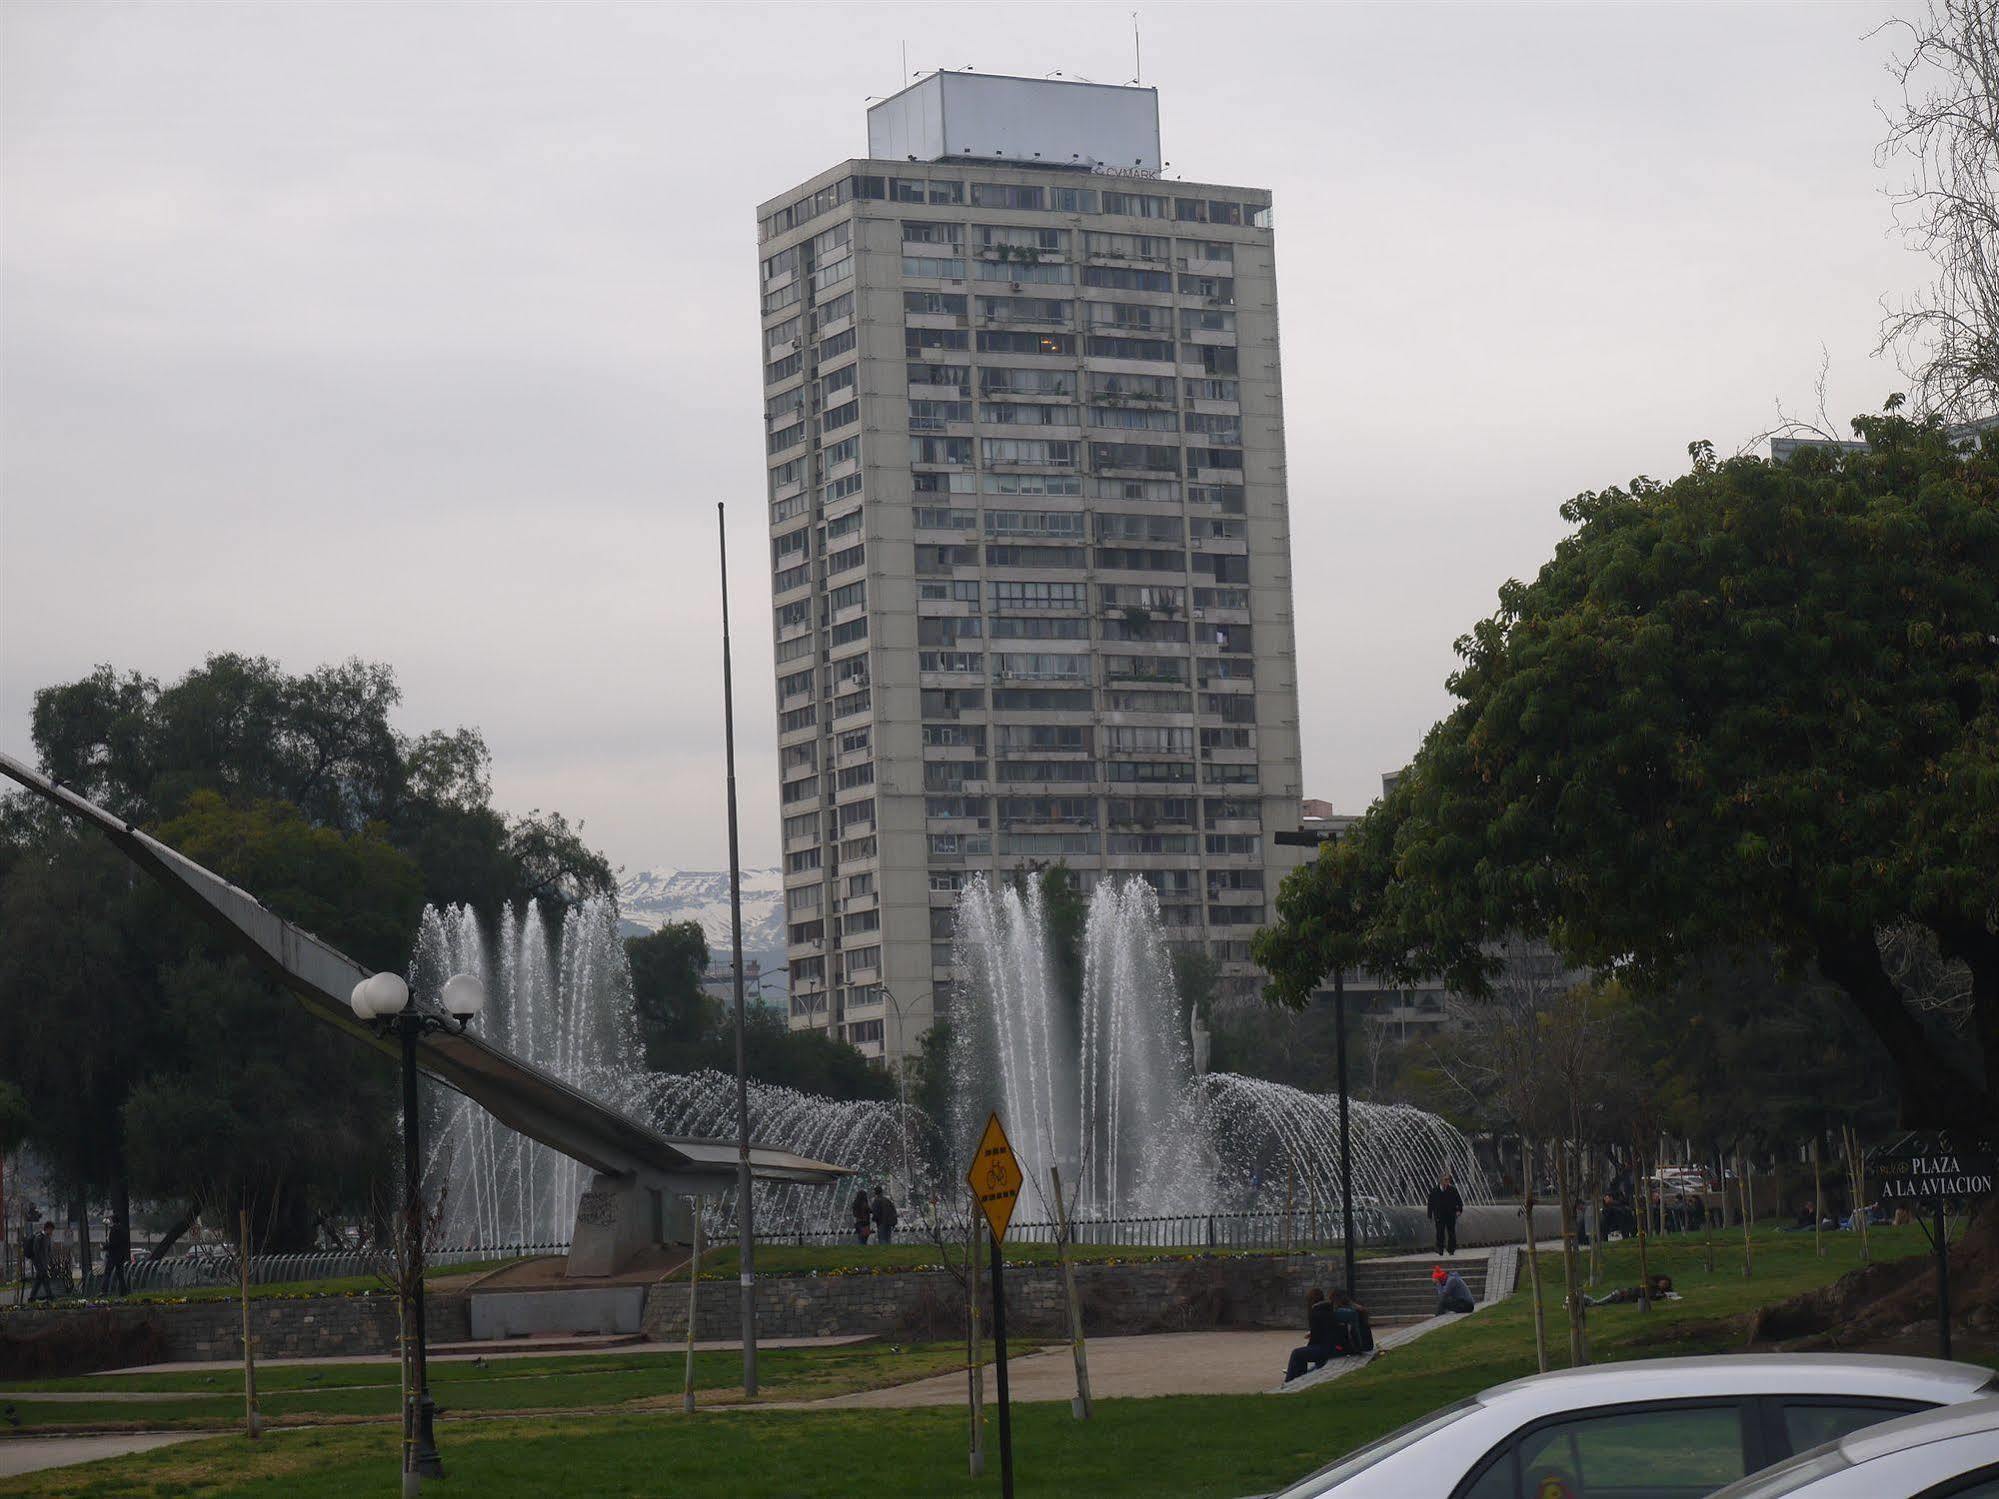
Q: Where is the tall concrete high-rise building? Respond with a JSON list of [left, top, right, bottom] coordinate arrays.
[[754, 73, 1304, 1063]]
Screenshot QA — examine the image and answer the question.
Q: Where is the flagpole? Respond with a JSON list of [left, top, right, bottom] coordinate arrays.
[[718, 502, 757, 1396]]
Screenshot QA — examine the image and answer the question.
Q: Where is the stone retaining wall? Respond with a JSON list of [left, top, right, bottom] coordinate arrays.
[[641, 1253, 1464, 1343], [1, 1292, 469, 1369]]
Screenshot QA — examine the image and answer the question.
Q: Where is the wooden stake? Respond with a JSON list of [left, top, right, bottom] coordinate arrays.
[[1049, 1166, 1092, 1420], [682, 1199, 701, 1413], [1521, 1134, 1548, 1374], [1813, 1136, 1824, 1259], [967, 1205, 985, 1478], [1846, 1126, 1871, 1264], [1284, 1161, 1295, 1252], [1738, 1155, 1754, 1278], [1633, 1136, 1652, 1312], [239, 1208, 261, 1439]]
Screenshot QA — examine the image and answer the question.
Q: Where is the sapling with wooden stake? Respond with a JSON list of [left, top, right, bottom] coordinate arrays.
[[682, 1200, 701, 1414], [1632, 1136, 1652, 1312], [967, 1200, 986, 1477], [1050, 1164, 1093, 1420], [239, 1207, 262, 1439], [1813, 1136, 1825, 1259], [1738, 1154, 1754, 1277], [1521, 1134, 1549, 1374]]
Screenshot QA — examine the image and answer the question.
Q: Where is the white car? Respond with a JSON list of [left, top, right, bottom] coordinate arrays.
[[1710, 1396, 1999, 1497], [1271, 1355, 1999, 1498]]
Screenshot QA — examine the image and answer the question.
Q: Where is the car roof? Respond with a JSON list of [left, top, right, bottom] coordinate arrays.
[[1474, 1355, 1995, 1420], [1839, 1394, 1999, 1461]]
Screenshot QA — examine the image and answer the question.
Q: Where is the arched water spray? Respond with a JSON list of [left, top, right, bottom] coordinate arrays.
[[416, 897, 929, 1245], [616, 1070, 926, 1236], [952, 874, 1489, 1220]]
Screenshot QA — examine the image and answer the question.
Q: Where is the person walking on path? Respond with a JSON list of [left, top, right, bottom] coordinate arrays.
[[1427, 1172, 1464, 1256], [1283, 1287, 1342, 1382], [26, 1220, 54, 1303], [870, 1186, 899, 1246], [851, 1189, 873, 1245], [1432, 1264, 1475, 1315]]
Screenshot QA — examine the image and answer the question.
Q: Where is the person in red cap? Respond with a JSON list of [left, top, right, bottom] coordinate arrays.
[[1432, 1263, 1474, 1315]]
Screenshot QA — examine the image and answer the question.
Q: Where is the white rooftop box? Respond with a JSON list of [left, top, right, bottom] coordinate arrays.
[[867, 72, 1161, 172]]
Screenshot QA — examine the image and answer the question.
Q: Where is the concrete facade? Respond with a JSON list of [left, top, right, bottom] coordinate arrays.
[[755, 78, 1306, 1061]]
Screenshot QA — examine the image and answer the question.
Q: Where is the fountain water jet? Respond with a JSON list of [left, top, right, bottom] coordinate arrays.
[[950, 874, 1488, 1222], [418, 897, 925, 1244]]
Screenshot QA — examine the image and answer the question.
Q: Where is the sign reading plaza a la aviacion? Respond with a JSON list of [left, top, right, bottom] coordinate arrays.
[[1873, 1135, 1997, 1202]]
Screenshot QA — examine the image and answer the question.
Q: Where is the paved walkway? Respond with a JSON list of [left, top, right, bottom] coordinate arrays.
[[100, 1334, 870, 1377], [0, 1433, 201, 1479], [799, 1329, 1309, 1407]]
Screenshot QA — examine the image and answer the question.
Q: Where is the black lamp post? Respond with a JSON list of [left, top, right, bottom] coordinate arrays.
[[1275, 824, 1355, 1294], [350, 970, 486, 1486]]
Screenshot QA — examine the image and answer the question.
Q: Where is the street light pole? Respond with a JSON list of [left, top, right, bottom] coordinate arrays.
[[350, 971, 486, 1488], [1334, 965, 1355, 1298], [880, 986, 918, 1203], [718, 503, 758, 1398]]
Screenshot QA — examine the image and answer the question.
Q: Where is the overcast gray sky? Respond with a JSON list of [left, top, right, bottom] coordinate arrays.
[[0, 0, 1925, 875]]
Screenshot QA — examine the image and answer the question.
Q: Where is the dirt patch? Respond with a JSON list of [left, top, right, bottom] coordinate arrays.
[[1746, 1205, 1999, 1353]]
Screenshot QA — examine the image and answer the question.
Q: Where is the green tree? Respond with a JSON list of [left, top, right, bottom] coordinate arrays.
[[1256, 415, 1999, 1130], [626, 922, 715, 1073], [0, 1080, 27, 1158], [1, 654, 616, 1248]]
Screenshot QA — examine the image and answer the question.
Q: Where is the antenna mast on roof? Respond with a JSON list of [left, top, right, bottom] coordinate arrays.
[[901, 40, 908, 85], [1132, 11, 1142, 86]]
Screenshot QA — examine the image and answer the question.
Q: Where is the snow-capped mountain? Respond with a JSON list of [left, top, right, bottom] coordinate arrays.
[[617, 867, 788, 989]]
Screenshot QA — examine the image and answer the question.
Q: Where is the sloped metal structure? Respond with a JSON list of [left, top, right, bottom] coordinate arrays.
[[0, 752, 846, 1192]]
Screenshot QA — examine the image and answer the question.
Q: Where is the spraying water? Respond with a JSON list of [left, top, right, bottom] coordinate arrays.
[[950, 874, 1488, 1220], [417, 897, 915, 1245], [420, 884, 1487, 1246]]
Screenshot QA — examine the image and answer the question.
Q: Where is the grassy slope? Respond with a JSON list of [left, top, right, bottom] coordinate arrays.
[[0, 1343, 987, 1431], [0, 1224, 1966, 1499]]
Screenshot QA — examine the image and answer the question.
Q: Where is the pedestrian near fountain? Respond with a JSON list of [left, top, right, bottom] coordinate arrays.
[[1332, 1288, 1373, 1353], [1432, 1264, 1475, 1315], [852, 1188, 872, 1245], [1427, 1171, 1464, 1256], [25, 1221, 53, 1303], [870, 1185, 898, 1245], [1283, 1287, 1341, 1381]]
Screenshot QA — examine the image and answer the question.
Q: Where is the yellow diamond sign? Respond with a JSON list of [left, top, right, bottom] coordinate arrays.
[[966, 1111, 1024, 1243]]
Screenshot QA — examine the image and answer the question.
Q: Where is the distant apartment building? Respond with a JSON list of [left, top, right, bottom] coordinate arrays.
[[754, 73, 1304, 1063]]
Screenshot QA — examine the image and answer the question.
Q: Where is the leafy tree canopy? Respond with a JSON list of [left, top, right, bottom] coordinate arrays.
[[624, 923, 892, 1102], [1, 654, 618, 1246], [1256, 413, 1999, 1130]]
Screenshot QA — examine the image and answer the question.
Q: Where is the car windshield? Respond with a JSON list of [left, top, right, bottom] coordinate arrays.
[[1271, 1399, 1480, 1497]]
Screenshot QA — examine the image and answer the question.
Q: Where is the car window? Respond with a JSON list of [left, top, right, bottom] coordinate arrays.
[[1516, 1404, 1747, 1498], [1780, 1402, 1925, 1454], [1920, 1467, 1999, 1499]]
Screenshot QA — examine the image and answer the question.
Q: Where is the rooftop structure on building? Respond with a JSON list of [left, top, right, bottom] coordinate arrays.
[[754, 74, 1306, 1063]]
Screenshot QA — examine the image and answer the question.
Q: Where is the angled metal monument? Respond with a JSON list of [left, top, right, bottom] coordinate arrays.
[[0, 751, 847, 1271]]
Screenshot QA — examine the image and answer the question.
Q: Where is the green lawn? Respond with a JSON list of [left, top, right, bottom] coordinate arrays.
[[0, 1223, 1965, 1499], [0, 1342, 984, 1432]]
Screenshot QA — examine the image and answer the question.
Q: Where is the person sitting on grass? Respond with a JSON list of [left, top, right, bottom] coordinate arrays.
[[1282, 1287, 1341, 1382], [1432, 1264, 1475, 1315]]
